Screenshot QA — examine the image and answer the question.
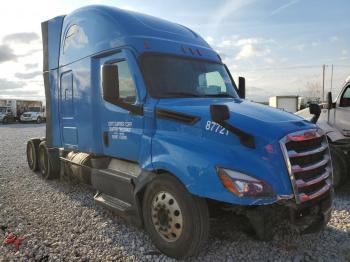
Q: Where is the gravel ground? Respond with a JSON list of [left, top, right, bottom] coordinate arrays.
[[0, 123, 349, 262]]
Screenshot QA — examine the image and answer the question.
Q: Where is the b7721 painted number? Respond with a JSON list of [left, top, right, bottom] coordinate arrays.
[[205, 121, 229, 135]]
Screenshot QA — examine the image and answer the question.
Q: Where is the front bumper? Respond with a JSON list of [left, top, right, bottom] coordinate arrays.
[[288, 188, 333, 233], [243, 189, 333, 239], [20, 117, 36, 121]]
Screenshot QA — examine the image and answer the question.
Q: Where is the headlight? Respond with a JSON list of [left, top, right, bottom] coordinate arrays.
[[217, 168, 274, 198]]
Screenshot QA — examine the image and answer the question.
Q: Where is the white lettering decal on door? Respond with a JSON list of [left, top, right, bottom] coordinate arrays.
[[108, 121, 132, 140]]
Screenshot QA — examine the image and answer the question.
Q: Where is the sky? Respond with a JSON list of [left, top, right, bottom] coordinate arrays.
[[0, 0, 349, 102]]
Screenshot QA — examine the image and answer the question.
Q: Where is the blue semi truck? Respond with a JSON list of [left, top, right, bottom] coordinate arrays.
[[26, 5, 333, 258]]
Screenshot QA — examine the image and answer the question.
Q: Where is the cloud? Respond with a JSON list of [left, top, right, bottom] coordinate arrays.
[[0, 78, 43, 99], [295, 44, 305, 52], [2, 32, 39, 44], [271, 0, 300, 15], [209, 0, 255, 35], [205, 36, 214, 45], [24, 63, 39, 70], [236, 44, 270, 60], [329, 36, 339, 42], [15, 71, 41, 79], [0, 45, 17, 63], [0, 78, 24, 91], [207, 36, 274, 62], [341, 49, 348, 55], [121, 5, 139, 12]]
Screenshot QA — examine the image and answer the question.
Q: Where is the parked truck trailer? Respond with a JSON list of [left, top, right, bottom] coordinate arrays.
[[269, 96, 299, 113], [26, 6, 334, 258]]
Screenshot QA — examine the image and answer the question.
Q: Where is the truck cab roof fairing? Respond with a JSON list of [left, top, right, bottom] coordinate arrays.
[[59, 5, 219, 66]]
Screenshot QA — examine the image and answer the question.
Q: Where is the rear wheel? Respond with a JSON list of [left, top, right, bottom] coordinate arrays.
[[38, 141, 60, 179], [26, 139, 41, 171], [330, 144, 348, 188], [142, 174, 209, 259], [2, 117, 8, 124]]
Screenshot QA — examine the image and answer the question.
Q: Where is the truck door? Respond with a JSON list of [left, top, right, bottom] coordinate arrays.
[[334, 85, 350, 136], [59, 71, 78, 148], [100, 54, 143, 162]]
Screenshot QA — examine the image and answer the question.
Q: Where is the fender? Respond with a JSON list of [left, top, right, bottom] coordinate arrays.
[[317, 119, 348, 142], [147, 133, 292, 205]]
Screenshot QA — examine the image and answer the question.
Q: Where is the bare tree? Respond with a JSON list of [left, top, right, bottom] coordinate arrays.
[[304, 81, 322, 99]]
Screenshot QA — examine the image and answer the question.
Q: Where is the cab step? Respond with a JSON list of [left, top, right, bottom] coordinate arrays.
[[94, 192, 131, 212]]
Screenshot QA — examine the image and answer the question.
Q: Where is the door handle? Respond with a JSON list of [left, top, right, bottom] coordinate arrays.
[[103, 131, 109, 147]]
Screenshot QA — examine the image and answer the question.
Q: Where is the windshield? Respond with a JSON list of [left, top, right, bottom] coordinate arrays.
[[141, 55, 238, 98], [28, 107, 40, 112]]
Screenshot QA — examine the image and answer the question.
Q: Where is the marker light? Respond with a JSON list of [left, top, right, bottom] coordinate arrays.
[[287, 131, 317, 142], [144, 41, 150, 49], [217, 168, 274, 198]]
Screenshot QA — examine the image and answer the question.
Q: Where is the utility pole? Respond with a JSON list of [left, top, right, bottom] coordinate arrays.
[[322, 64, 326, 102], [330, 64, 334, 92]]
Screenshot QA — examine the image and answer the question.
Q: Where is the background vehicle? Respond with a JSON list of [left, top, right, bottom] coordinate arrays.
[[296, 77, 350, 187], [0, 99, 45, 124], [0, 100, 17, 124], [269, 96, 299, 113], [26, 6, 333, 258], [0, 106, 16, 124], [20, 105, 46, 123]]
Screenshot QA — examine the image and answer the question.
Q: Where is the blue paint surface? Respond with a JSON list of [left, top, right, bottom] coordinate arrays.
[[43, 5, 317, 206]]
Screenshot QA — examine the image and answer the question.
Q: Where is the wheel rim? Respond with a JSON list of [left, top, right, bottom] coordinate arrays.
[[39, 147, 48, 176], [151, 191, 183, 242], [27, 143, 34, 168]]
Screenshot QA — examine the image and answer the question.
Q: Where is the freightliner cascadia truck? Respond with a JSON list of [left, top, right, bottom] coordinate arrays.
[[26, 5, 334, 258]]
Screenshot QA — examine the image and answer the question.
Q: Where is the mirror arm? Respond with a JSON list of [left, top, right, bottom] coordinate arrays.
[[114, 99, 143, 115], [213, 119, 255, 148]]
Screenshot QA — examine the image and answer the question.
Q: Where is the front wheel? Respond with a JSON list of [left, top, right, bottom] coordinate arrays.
[[36, 117, 42, 124], [142, 174, 209, 259], [330, 145, 348, 188], [2, 117, 8, 124]]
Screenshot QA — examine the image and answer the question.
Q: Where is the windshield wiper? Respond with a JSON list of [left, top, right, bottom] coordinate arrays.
[[204, 93, 235, 98], [161, 91, 200, 98]]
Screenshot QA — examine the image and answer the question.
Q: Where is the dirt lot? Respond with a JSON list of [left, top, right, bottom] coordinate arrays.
[[0, 124, 349, 261]]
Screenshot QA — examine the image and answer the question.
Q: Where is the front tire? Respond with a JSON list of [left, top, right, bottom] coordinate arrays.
[[330, 145, 348, 188], [142, 174, 209, 259], [36, 117, 42, 124]]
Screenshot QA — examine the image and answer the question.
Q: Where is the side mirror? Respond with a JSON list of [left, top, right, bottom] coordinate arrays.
[[238, 77, 246, 99], [327, 92, 333, 109], [309, 103, 321, 124], [101, 64, 119, 104], [210, 104, 230, 123]]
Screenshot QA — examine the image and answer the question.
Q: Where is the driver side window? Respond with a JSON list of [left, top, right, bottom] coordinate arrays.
[[340, 86, 350, 107], [115, 60, 137, 104]]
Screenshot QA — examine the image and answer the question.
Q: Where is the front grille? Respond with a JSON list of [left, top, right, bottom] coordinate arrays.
[[23, 113, 30, 117], [280, 129, 332, 204]]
